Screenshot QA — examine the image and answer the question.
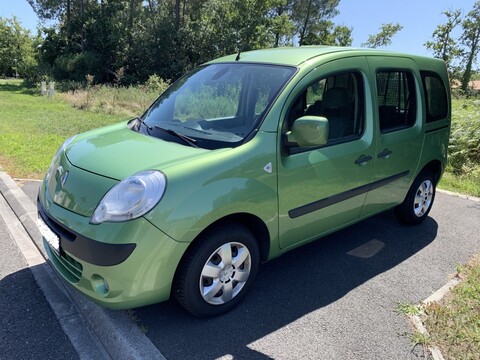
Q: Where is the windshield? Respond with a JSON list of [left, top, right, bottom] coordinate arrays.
[[139, 63, 296, 149]]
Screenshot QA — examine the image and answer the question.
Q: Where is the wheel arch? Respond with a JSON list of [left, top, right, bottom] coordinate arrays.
[[172, 213, 271, 296], [184, 213, 271, 262], [419, 159, 443, 184]]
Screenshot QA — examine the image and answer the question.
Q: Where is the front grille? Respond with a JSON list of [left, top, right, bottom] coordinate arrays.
[[44, 239, 83, 283], [38, 196, 136, 266]]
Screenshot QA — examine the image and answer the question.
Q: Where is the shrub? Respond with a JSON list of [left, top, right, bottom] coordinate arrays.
[[57, 80, 85, 93], [448, 99, 480, 176], [52, 52, 103, 82], [144, 74, 169, 94]]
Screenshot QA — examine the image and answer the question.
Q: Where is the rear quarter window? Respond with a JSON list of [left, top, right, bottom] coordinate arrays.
[[421, 71, 448, 123]]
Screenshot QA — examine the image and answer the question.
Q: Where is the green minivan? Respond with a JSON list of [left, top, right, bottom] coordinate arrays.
[[38, 47, 451, 317]]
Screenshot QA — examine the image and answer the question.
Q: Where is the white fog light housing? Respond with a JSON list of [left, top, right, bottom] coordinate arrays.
[[90, 170, 166, 224], [45, 135, 77, 181]]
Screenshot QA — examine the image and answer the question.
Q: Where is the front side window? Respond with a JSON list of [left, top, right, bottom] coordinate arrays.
[[286, 71, 365, 147], [140, 63, 295, 149], [376, 70, 417, 133]]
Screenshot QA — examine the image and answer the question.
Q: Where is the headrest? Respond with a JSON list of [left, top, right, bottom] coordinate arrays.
[[322, 88, 349, 109]]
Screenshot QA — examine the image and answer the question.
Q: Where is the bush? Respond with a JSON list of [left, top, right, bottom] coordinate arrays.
[[52, 52, 103, 82], [144, 74, 169, 94], [22, 72, 47, 89], [448, 99, 480, 176], [57, 80, 85, 93]]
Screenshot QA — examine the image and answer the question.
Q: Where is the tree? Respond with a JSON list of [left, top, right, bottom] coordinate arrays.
[[27, 0, 67, 21], [361, 23, 403, 48], [424, 9, 463, 81], [460, 1, 480, 92], [0, 17, 38, 78], [28, 0, 83, 52], [302, 20, 352, 46], [27, 0, 347, 84], [269, 0, 296, 47], [192, 0, 275, 56], [291, 0, 340, 46], [425, 10, 462, 64]]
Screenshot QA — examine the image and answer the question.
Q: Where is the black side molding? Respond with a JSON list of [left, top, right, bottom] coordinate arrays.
[[289, 171, 410, 219], [425, 125, 449, 134]]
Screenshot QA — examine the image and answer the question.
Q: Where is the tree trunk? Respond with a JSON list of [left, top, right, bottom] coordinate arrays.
[[299, 0, 313, 46], [147, 0, 158, 28], [274, 5, 285, 48], [175, 0, 181, 30], [66, 0, 71, 31], [462, 29, 480, 92], [128, 0, 136, 48], [80, 0, 85, 52]]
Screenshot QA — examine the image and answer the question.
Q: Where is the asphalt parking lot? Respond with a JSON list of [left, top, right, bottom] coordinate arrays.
[[0, 204, 79, 360], [10, 179, 480, 359], [134, 192, 480, 360]]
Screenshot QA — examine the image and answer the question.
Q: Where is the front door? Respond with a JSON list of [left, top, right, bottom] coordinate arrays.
[[278, 58, 376, 250]]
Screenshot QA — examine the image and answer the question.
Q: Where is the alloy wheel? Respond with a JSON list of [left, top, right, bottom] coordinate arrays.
[[199, 242, 252, 305]]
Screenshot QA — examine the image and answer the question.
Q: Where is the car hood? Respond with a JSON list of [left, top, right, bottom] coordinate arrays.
[[66, 123, 215, 180], [45, 123, 226, 217]]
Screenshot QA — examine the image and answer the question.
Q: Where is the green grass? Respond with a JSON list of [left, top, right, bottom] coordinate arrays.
[[439, 171, 480, 197], [422, 255, 480, 359], [0, 80, 122, 178], [395, 302, 421, 316]]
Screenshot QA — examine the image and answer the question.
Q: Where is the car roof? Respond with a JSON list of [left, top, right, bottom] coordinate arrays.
[[207, 46, 437, 67]]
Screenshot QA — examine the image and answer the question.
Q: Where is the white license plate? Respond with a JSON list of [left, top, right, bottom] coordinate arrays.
[[37, 217, 60, 252]]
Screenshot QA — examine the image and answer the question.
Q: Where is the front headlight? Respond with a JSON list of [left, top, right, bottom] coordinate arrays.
[[45, 135, 76, 181], [90, 170, 166, 224]]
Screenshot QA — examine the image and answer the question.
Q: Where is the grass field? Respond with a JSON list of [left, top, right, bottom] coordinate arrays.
[[0, 80, 122, 178], [421, 255, 480, 359]]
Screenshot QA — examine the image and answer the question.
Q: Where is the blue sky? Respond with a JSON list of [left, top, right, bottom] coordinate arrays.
[[0, 0, 478, 58], [336, 0, 478, 56]]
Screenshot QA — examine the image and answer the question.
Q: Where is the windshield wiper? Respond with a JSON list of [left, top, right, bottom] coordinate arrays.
[[154, 125, 199, 148]]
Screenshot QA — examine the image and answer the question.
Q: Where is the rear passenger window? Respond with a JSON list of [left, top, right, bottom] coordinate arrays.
[[376, 71, 417, 133], [286, 71, 365, 147], [421, 71, 448, 122]]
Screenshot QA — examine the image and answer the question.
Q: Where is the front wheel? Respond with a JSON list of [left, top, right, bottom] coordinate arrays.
[[173, 223, 260, 317], [395, 171, 436, 225]]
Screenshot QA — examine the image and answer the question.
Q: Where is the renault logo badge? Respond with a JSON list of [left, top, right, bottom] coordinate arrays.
[[55, 166, 69, 188]]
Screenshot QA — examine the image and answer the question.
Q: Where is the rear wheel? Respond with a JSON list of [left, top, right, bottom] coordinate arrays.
[[395, 171, 436, 225], [174, 223, 260, 317]]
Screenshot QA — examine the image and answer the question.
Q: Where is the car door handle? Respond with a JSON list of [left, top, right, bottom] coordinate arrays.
[[377, 149, 393, 159], [354, 155, 373, 166]]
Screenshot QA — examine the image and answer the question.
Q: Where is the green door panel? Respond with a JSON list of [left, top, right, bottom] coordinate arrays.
[[362, 57, 425, 216], [277, 56, 375, 250], [278, 141, 374, 249]]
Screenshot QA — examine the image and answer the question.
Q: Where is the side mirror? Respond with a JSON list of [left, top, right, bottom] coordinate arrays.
[[286, 116, 329, 147]]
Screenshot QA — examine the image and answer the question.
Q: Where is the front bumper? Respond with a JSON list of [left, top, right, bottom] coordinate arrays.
[[38, 196, 189, 309]]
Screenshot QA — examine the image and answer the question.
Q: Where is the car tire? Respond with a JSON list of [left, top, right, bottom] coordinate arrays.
[[173, 222, 260, 317], [395, 171, 436, 225]]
